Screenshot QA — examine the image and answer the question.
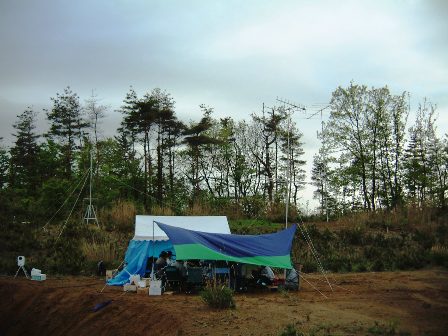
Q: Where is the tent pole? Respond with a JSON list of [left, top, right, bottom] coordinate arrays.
[[151, 220, 155, 280], [284, 111, 291, 281]]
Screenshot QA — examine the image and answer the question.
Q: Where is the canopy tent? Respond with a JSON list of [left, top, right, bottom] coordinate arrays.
[[156, 222, 297, 269], [108, 216, 231, 285]]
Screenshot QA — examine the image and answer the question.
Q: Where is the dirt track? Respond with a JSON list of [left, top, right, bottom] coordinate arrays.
[[1, 269, 447, 335]]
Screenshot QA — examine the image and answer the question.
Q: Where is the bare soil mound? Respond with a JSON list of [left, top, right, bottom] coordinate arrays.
[[1, 269, 447, 335]]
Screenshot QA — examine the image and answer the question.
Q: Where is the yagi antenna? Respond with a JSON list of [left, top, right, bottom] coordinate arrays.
[[276, 97, 306, 112]]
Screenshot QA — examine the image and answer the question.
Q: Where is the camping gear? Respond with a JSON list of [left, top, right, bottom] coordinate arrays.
[[137, 287, 148, 295], [31, 274, 46, 281], [186, 267, 204, 292], [165, 266, 182, 291], [130, 274, 140, 285], [106, 270, 116, 280], [137, 280, 146, 288], [156, 222, 297, 269], [14, 256, 29, 279], [30, 268, 46, 281], [31, 268, 41, 276], [108, 216, 230, 286], [142, 277, 151, 287], [149, 280, 162, 295], [123, 284, 137, 292]]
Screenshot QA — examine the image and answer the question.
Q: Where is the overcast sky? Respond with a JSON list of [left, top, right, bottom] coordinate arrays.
[[0, 0, 447, 209]]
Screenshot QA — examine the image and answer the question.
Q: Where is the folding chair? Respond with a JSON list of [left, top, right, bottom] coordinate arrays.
[[165, 266, 182, 291], [185, 267, 203, 293], [214, 267, 230, 287]]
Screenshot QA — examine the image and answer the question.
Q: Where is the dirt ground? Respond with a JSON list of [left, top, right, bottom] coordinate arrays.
[[1, 269, 447, 336]]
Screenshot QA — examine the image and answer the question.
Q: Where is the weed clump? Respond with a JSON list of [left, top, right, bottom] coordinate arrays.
[[200, 283, 235, 309], [367, 320, 411, 336], [278, 324, 305, 336]]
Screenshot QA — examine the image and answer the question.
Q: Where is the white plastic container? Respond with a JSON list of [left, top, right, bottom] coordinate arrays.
[[31, 268, 41, 276], [148, 280, 162, 295]]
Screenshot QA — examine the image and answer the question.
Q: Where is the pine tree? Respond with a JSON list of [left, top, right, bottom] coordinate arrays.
[[0, 139, 9, 190], [46, 87, 89, 179], [183, 105, 221, 201], [10, 108, 40, 192]]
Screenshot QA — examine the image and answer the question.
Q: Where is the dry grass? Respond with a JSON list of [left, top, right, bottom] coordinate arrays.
[[430, 244, 448, 256], [185, 202, 213, 216], [98, 199, 136, 232], [81, 240, 120, 264], [150, 205, 175, 216], [265, 202, 298, 223]]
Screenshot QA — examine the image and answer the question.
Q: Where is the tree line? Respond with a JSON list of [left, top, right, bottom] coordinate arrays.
[[0, 82, 446, 224], [0, 86, 305, 222], [312, 82, 447, 217]]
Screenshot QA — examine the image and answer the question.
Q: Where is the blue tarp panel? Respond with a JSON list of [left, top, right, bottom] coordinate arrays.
[[107, 239, 174, 286], [157, 222, 296, 269]]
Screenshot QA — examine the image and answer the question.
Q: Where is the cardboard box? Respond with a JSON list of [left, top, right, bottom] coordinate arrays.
[[123, 284, 137, 292], [137, 287, 148, 295]]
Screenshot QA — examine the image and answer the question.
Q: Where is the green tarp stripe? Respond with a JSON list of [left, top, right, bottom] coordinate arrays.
[[173, 243, 292, 269]]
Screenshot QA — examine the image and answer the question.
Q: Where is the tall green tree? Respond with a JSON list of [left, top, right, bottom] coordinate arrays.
[[85, 90, 107, 166], [404, 100, 447, 207], [322, 83, 409, 211], [9, 108, 40, 192], [119, 87, 183, 209], [251, 105, 286, 203], [0, 139, 8, 191], [279, 121, 306, 207], [182, 105, 220, 202], [46, 87, 89, 179]]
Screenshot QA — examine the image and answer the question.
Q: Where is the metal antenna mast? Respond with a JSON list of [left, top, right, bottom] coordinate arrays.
[[275, 97, 307, 230], [84, 149, 99, 227], [307, 105, 331, 222]]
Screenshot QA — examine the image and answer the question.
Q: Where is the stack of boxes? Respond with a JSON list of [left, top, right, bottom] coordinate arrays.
[[31, 268, 46, 281]]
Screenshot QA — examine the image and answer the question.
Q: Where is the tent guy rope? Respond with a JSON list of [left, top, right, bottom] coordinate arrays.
[[297, 222, 333, 291], [55, 169, 90, 242], [42, 169, 90, 231]]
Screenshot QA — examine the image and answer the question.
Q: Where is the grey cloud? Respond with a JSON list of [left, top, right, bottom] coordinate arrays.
[[1, 0, 447, 206]]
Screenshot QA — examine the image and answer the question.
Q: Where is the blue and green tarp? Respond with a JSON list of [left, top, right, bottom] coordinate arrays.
[[156, 222, 296, 269]]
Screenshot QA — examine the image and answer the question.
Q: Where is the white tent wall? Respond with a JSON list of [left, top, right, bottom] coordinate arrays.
[[133, 215, 231, 241]]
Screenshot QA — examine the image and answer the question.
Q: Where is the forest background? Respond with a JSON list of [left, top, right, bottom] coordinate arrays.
[[0, 82, 447, 275]]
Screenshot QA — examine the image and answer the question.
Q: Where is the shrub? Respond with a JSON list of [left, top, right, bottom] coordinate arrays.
[[279, 324, 305, 336], [200, 283, 235, 309], [367, 320, 410, 336], [49, 220, 85, 274], [241, 195, 266, 219]]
